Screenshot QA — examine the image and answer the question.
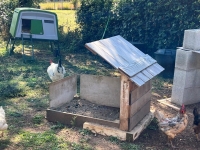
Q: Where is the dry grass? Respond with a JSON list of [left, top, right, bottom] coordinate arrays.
[[40, 1, 79, 10]]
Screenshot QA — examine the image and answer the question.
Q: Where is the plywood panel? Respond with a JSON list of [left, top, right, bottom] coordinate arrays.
[[130, 80, 152, 104], [129, 101, 151, 131], [130, 90, 151, 117], [80, 74, 121, 108], [85, 42, 122, 68], [49, 75, 77, 108]]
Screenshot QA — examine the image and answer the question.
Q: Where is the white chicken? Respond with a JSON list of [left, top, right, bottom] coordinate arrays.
[[0, 106, 8, 137], [47, 59, 66, 82]]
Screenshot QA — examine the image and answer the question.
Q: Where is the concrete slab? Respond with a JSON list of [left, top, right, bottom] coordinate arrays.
[[183, 29, 200, 51], [49, 75, 77, 108], [80, 74, 121, 108]]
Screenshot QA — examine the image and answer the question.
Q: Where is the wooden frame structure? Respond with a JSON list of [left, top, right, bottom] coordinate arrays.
[[46, 35, 163, 140]]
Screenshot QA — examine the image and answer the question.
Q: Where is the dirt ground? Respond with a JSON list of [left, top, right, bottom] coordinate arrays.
[[52, 77, 200, 150]]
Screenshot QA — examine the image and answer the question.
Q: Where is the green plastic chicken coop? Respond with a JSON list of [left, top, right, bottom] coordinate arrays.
[[7, 7, 60, 61]]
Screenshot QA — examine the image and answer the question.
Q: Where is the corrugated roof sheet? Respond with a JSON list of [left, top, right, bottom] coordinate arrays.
[[85, 35, 164, 86]]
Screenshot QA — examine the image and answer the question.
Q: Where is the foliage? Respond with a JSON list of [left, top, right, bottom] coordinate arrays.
[[76, 0, 200, 55], [0, 0, 18, 41], [32, 114, 44, 124], [19, 130, 69, 149], [76, 0, 114, 48], [19, 0, 42, 7]]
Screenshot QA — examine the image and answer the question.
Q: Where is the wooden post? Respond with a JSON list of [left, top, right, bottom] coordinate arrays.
[[119, 73, 135, 131]]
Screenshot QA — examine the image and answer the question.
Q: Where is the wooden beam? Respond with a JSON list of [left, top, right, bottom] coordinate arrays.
[[119, 73, 131, 131], [46, 109, 119, 128]]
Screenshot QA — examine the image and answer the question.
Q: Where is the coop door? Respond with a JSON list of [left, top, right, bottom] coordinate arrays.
[[21, 19, 43, 35], [31, 20, 43, 35]]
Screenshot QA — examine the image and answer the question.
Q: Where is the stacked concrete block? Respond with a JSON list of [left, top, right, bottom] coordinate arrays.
[[171, 29, 200, 105], [183, 29, 200, 51]]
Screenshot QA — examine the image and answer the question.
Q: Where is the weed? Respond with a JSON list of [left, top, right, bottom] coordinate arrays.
[[32, 114, 44, 125], [51, 122, 65, 130], [109, 136, 119, 144], [79, 129, 92, 136], [19, 130, 69, 149], [120, 142, 141, 150]]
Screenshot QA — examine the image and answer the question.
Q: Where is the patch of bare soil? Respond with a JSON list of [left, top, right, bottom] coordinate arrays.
[[55, 97, 120, 121]]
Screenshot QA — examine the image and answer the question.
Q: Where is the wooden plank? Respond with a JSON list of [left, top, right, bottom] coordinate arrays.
[[136, 72, 150, 83], [119, 55, 156, 77], [130, 112, 154, 141], [46, 109, 119, 128], [130, 90, 151, 117], [129, 101, 150, 131], [99, 38, 133, 66], [130, 80, 151, 104], [85, 42, 121, 68], [83, 122, 127, 141], [102, 37, 140, 64], [119, 73, 131, 131], [114, 35, 146, 57], [130, 76, 145, 86], [142, 70, 154, 79]]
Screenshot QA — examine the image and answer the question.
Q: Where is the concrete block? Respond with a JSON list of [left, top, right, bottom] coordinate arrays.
[[49, 75, 77, 108], [183, 29, 200, 51], [171, 85, 200, 105], [194, 69, 200, 87], [173, 68, 196, 88], [175, 49, 199, 70], [80, 74, 120, 108]]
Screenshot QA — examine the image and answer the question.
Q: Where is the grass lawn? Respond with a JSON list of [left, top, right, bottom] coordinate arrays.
[[49, 10, 79, 32]]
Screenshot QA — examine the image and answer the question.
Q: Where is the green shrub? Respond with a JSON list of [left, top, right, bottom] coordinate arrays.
[[76, 0, 200, 55]]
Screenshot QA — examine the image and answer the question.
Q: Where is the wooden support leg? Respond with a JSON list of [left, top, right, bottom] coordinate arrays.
[[119, 74, 131, 131]]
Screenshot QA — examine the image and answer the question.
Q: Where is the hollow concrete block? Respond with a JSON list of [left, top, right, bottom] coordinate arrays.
[[183, 29, 200, 51]]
